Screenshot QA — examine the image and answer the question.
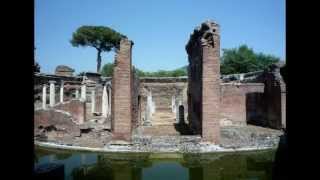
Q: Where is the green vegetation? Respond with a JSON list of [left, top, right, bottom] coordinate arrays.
[[134, 66, 187, 77], [99, 44, 280, 77], [100, 63, 187, 77], [220, 45, 280, 74], [100, 63, 114, 77], [70, 26, 126, 72]]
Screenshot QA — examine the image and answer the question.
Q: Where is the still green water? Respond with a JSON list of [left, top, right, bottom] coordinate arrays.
[[35, 146, 276, 180]]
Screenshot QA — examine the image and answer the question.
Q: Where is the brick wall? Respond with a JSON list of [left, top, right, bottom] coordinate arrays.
[[54, 99, 86, 124], [34, 109, 81, 137], [201, 32, 221, 143], [262, 68, 286, 129], [220, 83, 264, 126], [131, 71, 140, 129]]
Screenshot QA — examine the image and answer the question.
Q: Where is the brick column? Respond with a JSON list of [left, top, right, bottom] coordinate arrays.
[[111, 38, 134, 141], [186, 21, 221, 144], [202, 31, 221, 143]]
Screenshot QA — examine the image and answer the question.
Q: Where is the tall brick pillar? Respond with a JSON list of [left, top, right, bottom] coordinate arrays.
[[186, 20, 221, 144], [111, 38, 134, 142]]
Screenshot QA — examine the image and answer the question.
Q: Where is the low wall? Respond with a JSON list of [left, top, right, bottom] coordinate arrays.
[[54, 100, 86, 124], [34, 109, 81, 138]]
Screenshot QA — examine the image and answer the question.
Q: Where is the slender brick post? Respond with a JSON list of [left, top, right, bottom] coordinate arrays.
[[111, 38, 134, 142], [201, 26, 221, 143]]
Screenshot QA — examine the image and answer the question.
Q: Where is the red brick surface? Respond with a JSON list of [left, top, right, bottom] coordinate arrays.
[[34, 109, 81, 137], [111, 39, 133, 141], [201, 39, 221, 143], [186, 21, 221, 144], [220, 83, 264, 126], [55, 100, 86, 124]]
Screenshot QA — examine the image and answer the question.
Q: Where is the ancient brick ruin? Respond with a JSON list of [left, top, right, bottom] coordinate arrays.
[[34, 20, 286, 146], [186, 21, 221, 143], [111, 38, 134, 142]]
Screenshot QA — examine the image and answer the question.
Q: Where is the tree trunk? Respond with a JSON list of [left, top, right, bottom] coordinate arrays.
[[97, 50, 102, 73]]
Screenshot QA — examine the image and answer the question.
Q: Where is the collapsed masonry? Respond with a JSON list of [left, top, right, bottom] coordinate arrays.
[[34, 20, 286, 145]]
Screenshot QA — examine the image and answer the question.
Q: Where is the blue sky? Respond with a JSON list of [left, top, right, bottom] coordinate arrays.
[[35, 0, 285, 74]]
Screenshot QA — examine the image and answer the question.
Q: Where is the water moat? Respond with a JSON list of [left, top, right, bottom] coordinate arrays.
[[35, 146, 276, 180]]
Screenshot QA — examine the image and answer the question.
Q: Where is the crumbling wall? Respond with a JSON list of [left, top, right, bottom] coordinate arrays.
[[34, 109, 81, 140], [220, 83, 264, 126], [219, 64, 286, 129], [260, 65, 286, 129], [186, 31, 203, 135], [186, 20, 221, 143], [55, 99, 86, 124], [111, 38, 134, 141], [131, 70, 140, 129], [246, 92, 265, 126]]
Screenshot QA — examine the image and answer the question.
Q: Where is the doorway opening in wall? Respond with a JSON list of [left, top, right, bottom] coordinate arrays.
[[137, 79, 194, 136], [173, 105, 193, 135], [246, 92, 266, 127]]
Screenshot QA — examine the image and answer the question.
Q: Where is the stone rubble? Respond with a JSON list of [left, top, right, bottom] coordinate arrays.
[[35, 123, 282, 152]]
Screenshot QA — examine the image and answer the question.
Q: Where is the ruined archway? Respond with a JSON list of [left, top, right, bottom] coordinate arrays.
[[185, 20, 221, 144]]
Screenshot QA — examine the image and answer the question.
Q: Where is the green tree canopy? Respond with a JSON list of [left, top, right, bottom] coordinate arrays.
[[220, 45, 280, 74], [70, 26, 126, 72], [100, 63, 115, 77], [100, 63, 187, 77], [99, 45, 279, 77]]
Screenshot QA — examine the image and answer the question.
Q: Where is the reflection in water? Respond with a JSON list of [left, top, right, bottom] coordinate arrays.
[[35, 146, 275, 180]]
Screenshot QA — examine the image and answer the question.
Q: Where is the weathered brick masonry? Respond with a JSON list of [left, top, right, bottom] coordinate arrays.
[[131, 71, 140, 129], [186, 20, 221, 143], [220, 83, 264, 126], [111, 38, 134, 141], [34, 109, 81, 138], [259, 64, 286, 129], [55, 99, 86, 124], [34, 20, 286, 142]]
